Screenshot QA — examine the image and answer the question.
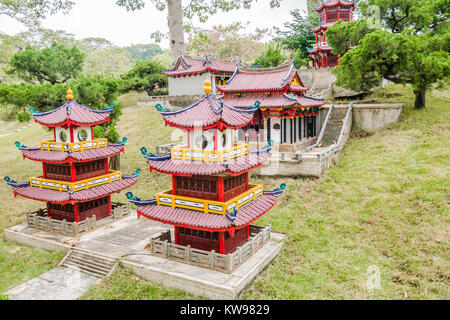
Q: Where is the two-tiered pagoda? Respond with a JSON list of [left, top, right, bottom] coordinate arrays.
[[4, 89, 139, 223], [127, 78, 285, 254], [308, 0, 356, 68], [218, 62, 325, 152]]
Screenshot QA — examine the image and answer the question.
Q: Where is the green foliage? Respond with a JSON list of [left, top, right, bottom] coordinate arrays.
[[16, 109, 31, 122], [120, 60, 167, 96], [125, 44, 163, 61], [325, 20, 373, 56], [275, 9, 317, 67], [358, 0, 449, 34], [0, 293, 9, 300], [327, 0, 450, 109], [0, 0, 73, 27], [252, 43, 287, 68], [8, 42, 85, 85]]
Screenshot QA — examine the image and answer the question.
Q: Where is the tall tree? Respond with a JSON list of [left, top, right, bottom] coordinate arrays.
[[275, 9, 317, 68], [8, 42, 85, 84], [115, 0, 283, 62], [326, 0, 450, 109], [0, 0, 73, 27]]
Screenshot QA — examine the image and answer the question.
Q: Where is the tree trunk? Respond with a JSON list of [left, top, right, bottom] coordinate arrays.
[[167, 0, 185, 63], [414, 87, 426, 109]]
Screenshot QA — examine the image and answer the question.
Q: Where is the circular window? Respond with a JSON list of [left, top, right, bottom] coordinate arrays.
[[195, 135, 208, 150], [221, 134, 227, 148], [273, 123, 281, 130], [78, 129, 88, 142], [59, 130, 67, 142]]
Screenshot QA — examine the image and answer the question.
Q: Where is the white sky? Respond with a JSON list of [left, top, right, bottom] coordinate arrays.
[[0, 0, 308, 49]]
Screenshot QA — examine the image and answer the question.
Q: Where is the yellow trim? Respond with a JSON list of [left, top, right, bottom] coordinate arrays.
[[29, 170, 122, 192], [171, 144, 249, 163], [40, 138, 108, 152], [156, 184, 264, 216]]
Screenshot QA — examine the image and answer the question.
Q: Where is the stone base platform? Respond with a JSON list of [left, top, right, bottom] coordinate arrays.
[[4, 211, 286, 300]]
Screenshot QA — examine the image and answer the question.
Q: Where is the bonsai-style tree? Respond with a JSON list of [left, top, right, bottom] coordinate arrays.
[[120, 60, 168, 96], [8, 42, 85, 85], [326, 0, 450, 109]]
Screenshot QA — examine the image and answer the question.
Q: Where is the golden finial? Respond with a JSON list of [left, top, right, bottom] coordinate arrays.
[[66, 87, 74, 100], [203, 77, 212, 94]]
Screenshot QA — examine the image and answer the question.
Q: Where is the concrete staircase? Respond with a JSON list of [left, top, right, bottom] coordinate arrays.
[[321, 106, 349, 147], [59, 248, 117, 278]]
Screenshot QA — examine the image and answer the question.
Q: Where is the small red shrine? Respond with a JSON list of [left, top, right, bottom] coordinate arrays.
[[218, 62, 325, 151], [4, 89, 139, 223], [127, 78, 285, 254], [308, 0, 356, 68]]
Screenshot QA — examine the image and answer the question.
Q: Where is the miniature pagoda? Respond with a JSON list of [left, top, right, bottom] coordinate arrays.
[[4, 88, 140, 224], [165, 55, 237, 96], [308, 0, 356, 68], [218, 62, 325, 152], [127, 78, 285, 255]]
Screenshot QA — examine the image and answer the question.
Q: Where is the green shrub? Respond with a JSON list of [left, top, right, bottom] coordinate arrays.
[[17, 109, 32, 122]]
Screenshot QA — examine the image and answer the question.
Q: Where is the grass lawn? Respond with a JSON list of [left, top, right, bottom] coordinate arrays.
[[0, 84, 448, 299]]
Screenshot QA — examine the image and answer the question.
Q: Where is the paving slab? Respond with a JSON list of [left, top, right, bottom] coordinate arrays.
[[4, 210, 286, 300], [5, 267, 99, 300]]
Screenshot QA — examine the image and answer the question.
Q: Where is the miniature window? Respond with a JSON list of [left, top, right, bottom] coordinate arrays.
[[78, 129, 88, 141], [59, 131, 67, 142], [273, 123, 281, 130], [222, 134, 227, 148], [195, 135, 208, 149]]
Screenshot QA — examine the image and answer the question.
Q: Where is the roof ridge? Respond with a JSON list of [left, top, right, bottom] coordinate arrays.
[[239, 62, 292, 73]]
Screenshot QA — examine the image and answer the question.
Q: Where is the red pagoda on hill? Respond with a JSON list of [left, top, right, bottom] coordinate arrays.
[[127, 78, 285, 255], [218, 62, 325, 151], [308, 0, 356, 68], [4, 88, 140, 223]]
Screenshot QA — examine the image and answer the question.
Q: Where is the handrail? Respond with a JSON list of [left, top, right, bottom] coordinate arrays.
[[304, 103, 334, 152], [316, 102, 354, 158]]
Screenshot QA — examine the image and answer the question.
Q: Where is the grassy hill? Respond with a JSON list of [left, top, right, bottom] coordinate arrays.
[[0, 84, 448, 299]]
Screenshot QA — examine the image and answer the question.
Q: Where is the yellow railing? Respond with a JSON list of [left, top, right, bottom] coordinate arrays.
[[171, 144, 249, 162], [40, 138, 108, 152], [156, 184, 263, 215], [30, 170, 122, 192]]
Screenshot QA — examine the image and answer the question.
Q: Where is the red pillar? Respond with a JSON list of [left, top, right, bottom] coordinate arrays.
[[314, 55, 317, 68], [69, 126, 74, 143], [218, 176, 224, 202], [172, 175, 177, 195], [246, 172, 249, 191], [70, 163, 76, 182], [321, 55, 325, 68], [46, 202, 50, 217], [247, 225, 250, 239], [105, 158, 109, 174], [174, 226, 178, 244], [219, 232, 225, 254], [74, 203, 80, 222], [326, 55, 329, 68], [338, 55, 341, 65], [42, 163, 46, 179]]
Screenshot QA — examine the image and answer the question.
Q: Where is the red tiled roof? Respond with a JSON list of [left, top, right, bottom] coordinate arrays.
[[164, 55, 237, 77], [312, 23, 334, 33], [147, 153, 269, 176], [31, 100, 112, 127], [217, 63, 309, 93], [21, 145, 124, 163], [12, 176, 138, 204], [137, 194, 280, 231], [159, 95, 257, 130], [308, 45, 333, 53], [315, 0, 355, 12], [221, 94, 325, 109]]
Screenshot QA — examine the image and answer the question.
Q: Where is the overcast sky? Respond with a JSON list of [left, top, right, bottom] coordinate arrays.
[[0, 0, 308, 48]]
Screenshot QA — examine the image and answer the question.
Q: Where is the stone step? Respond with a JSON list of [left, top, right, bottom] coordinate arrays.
[[60, 249, 117, 278]]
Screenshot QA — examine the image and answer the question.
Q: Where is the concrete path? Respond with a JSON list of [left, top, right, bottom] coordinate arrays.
[[4, 213, 171, 300], [5, 267, 99, 300]]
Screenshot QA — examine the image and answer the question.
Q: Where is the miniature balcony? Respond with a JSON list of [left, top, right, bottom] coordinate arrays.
[[29, 170, 122, 192], [156, 184, 263, 215], [40, 138, 108, 152], [170, 144, 249, 162]]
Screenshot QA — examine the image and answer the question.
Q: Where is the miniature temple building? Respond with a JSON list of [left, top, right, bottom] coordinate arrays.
[[127, 78, 285, 255], [308, 0, 356, 68], [218, 62, 326, 152], [165, 55, 237, 96], [4, 89, 140, 223]]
